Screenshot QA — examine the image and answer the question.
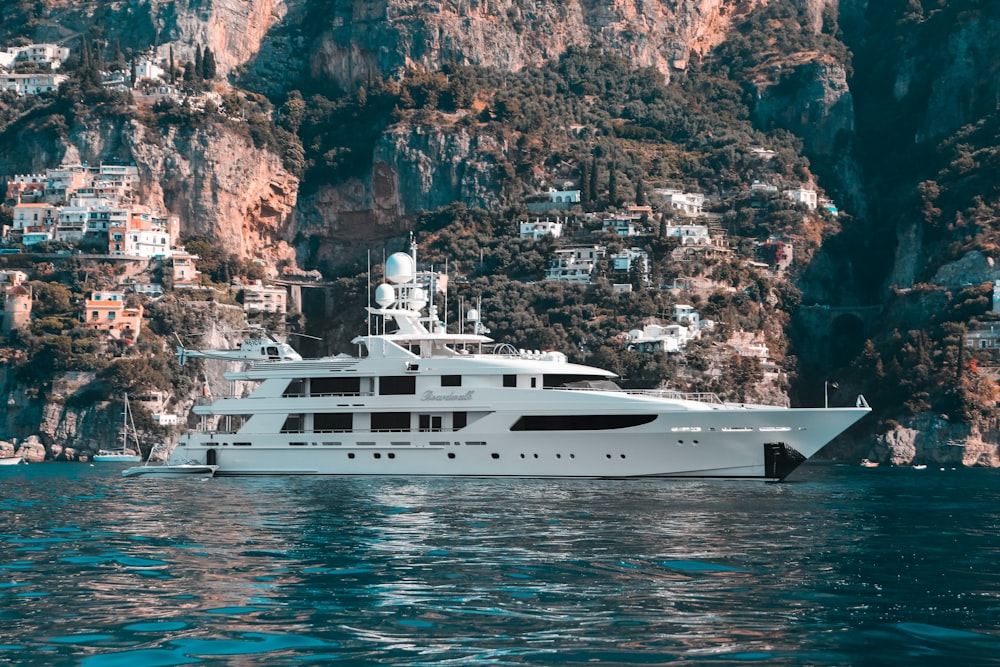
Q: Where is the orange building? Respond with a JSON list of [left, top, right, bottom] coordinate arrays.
[[83, 291, 143, 340]]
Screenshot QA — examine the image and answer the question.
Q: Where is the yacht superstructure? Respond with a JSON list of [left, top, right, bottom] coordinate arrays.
[[168, 244, 870, 480]]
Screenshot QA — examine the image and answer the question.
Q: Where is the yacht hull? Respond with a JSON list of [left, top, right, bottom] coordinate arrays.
[[172, 405, 868, 480]]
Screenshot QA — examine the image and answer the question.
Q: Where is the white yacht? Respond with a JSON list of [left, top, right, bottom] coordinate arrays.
[[167, 244, 870, 480]]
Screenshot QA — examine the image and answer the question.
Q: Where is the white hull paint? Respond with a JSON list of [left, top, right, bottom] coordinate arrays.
[[174, 398, 867, 480], [168, 242, 871, 481], [93, 453, 142, 463], [122, 464, 218, 478]]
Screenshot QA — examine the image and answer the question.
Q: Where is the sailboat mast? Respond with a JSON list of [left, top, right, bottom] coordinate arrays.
[[122, 392, 128, 453]]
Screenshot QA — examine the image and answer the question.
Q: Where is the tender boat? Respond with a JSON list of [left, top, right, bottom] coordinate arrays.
[[860, 458, 879, 468], [0, 456, 23, 466], [123, 463, 218, 478], [166, 242, 871, 480], [123, 443, 217, 478]]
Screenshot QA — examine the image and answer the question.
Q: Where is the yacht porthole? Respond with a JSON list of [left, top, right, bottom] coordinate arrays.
[[620, 454, 626, 459], [606, 454, 612, 459], [374, 453, 381, 459], [556, 454, 561, 459], [448, 452, 455, 459], [533, 453, 539, 459], [570, 454, 575, 459], [388, 453, 395, 459], [348, 453, 355, 459], [520, 453, 525, 458], [491, 453, 500, 459]]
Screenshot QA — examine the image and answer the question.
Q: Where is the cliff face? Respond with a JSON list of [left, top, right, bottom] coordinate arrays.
[[265, 0, 763, 92], [842, 3, 1000, 292], [294, 119, 507, 257], [128, 122, 299, 261], [0, 114, 299, 262]]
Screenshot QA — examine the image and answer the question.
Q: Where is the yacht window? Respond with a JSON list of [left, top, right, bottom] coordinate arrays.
[[315, 413, 353, 432], [543, 374, 619, 389], [510, 414, 657, 431], [503, 374, 517, 388], [453, 412, 467, 429], [442, 375, 461, 387], [419, 414, 443, 432], [379, 376, 416, 395], [371, 412, 410, 431], [311, 377, 361, 396], [280, 413, 304, 433], [283, 379, 305, 397]]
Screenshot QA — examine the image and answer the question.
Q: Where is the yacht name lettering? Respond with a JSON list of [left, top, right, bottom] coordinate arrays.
[[421, 390, 475, 401]]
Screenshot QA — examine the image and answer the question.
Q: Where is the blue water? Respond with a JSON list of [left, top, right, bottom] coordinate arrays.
[[1, 463, 998, 665]]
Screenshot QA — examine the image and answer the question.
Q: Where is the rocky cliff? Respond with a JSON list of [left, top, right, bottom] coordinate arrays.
[[242, 0, 763, 93]]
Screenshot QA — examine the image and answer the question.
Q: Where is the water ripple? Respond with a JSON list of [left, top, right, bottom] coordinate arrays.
[[0, 465, 998, 664]]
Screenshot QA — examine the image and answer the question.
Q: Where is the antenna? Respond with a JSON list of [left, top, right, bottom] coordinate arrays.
[[367, 250, 371, 337]]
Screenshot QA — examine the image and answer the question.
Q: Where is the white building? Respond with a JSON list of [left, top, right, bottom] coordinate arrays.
[[519, 218, 564, 241], [130, 283, 165, 298], [243, 281, 288, 314], [14, 44, 70, 69], [58, 199, 130, 240], [664, 191, 705, 217], [11, 203, 59, 232], [545, 246, 605, 283], [626, 323, 697, 353], [134, 59, 166, 82], [526, 188, 581, 212], [784, 186, 818, 210], [663, 224, 710, 245], [547, 188, 580, 205], [120, 226, 171, 258], [673, 304, 700, 327], [0, 72, 66, 95]]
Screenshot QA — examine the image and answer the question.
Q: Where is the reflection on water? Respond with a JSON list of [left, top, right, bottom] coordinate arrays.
[[0, 464, 998, 665]]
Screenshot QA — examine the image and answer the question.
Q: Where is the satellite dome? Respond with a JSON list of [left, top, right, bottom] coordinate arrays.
[[385, 252, 415, 284], [467, 308, 479, 322], [407, 287, 427, 310], [375, 283, 395, 307]]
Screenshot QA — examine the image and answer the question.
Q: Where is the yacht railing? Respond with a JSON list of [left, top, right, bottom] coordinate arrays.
[[545, 385, 724, 404]]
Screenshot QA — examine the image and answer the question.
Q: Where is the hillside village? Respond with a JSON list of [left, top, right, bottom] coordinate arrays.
[[0, 40, 827, 380], [0, 45, 911, 415]]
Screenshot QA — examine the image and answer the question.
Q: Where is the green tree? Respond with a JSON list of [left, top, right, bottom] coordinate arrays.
[[203, 48, 217, 80], [589, 155, 599, 203], [608, 159, 618, 206], [194, 44, 203, 81]]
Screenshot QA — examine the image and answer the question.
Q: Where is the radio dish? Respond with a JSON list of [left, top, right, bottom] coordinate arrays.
[[385, 252, 415, 284]]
